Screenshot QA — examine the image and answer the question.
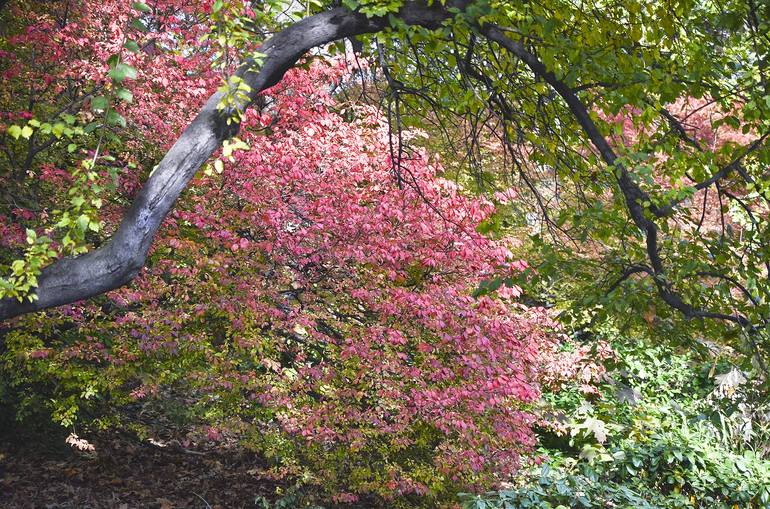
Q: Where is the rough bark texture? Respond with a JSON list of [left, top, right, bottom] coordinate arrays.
[[0, 2, 462, 321]]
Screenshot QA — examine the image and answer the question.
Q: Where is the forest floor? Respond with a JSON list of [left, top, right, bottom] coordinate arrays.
[[0, 422, 289, 509]]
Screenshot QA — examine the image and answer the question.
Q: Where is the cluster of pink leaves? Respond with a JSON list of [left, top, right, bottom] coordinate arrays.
[[50, 59, 565, 491], [539, 339, 614, 396], [142, 61, 556, 486], [0, 1, 600, 495], [2, 0, 216, 123], [599, 98, 759, 242]]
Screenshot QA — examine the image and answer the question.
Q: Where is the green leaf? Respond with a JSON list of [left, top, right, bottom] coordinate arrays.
[[472, 277, 503, 298], [77, 214, 90, 232], [51, 123, 65, 138], [106, 110, 127, 128], [115, 88, 133, 103], [132, 1, 152, 13], [108, 63, 138, 83], [21, 125, 33, 139], [124, 40, 141, 53], [6, 125, 22, 139], [91, 96, 109, 112], [11, 260, 25, 275], [131, 18, 149, 33]]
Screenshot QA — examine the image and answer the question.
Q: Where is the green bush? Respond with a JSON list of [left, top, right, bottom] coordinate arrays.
[[461, 335, 770, 509]]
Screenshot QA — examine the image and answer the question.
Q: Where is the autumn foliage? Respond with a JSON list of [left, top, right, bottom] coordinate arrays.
[[5, 0, 768, 506], [0, 1, 582, 503]]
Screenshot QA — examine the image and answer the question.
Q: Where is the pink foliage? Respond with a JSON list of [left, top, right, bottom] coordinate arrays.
[[105, 61, 559, 487], [2, 1, 572, 493]]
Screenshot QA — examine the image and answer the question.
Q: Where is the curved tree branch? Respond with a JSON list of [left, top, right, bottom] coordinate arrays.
[[480, 24, 755, 329], [0, 1, 464, 321]]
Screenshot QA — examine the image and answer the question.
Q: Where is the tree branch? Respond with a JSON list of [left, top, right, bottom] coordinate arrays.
[[480, 24, 755, 329]]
